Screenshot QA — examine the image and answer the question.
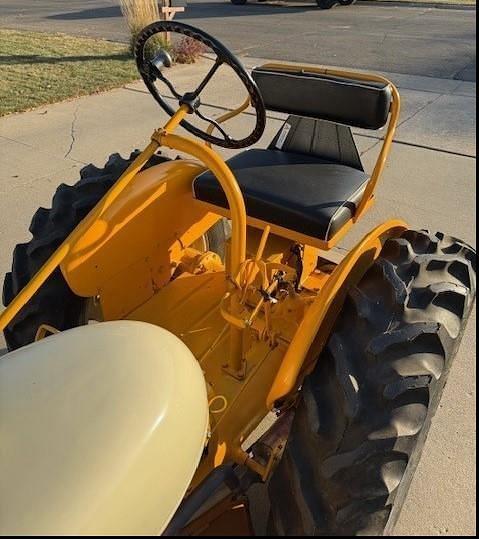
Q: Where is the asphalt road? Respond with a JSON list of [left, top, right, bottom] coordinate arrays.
[[0, 0, 476, 81]]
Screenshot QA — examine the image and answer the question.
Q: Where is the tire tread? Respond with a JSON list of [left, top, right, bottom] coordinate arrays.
[[268, 230, 476, 535]]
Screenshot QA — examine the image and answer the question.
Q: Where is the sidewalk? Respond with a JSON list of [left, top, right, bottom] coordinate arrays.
[[1, 57, 475, 251], [0, 57, 476, 536]]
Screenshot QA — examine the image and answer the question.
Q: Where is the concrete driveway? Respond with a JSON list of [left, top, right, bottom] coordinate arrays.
[[0, 54, 476, 534]]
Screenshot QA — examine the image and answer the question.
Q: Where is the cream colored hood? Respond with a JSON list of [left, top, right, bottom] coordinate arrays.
[[0, 321, 209, 535]]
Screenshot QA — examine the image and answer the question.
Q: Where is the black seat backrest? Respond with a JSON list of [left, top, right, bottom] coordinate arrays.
[[252, 66, 392, 130]]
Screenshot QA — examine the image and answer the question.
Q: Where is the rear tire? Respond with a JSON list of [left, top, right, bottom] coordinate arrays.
[[2, 152, 228, 351], [267, 230, 476, 535]]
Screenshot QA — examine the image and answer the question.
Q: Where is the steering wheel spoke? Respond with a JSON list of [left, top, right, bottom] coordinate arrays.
[[155, 71, 183, 101], [195, 109, 232, 143], [135, 21, 266, 149], [193, 57, 223, 98]]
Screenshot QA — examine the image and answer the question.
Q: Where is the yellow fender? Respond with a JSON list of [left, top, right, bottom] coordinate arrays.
[[61, 160, 221, 319], [267, 219, 408, 407]]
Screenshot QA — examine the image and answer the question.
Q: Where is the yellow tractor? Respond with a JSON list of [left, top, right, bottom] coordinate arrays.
[[0, 22, 476, 536]]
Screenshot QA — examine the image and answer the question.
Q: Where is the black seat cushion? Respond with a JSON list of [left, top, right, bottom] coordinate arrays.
[[252, 67, 392, 130], [193, 149, 369, 241]]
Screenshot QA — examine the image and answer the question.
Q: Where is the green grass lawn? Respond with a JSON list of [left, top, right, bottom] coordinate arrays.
[[0, 30, 139, 116]]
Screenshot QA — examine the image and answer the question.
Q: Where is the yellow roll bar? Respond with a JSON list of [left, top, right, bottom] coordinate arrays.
[[0, 105, 248, 338]]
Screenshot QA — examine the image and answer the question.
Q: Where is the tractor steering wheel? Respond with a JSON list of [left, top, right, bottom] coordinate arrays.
[[135, 21, 266, 149]]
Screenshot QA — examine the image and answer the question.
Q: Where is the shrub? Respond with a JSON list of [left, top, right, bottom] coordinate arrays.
[[119, 1, 206, 64], [171, 37, 207, 64], [119, 0, 162, 54]]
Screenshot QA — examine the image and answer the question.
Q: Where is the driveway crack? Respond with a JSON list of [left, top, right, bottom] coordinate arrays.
[[360, 92, 445, 158], [64, 105, 80, 159], [397, 92, 443, 128]]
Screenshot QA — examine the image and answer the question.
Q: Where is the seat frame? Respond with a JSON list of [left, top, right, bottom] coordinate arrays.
[[194, 196, 374, 251], [200, 62, 400, 250]]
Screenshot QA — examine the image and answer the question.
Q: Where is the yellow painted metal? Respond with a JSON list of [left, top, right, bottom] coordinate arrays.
[[205, 97, 251, 147], [0, 63, 394, 332], [156, 132, 247, 278], [163, 103, 191, 133], [34, 324, 59, 341], [178, 248, 224, 276], [266, 219, 408, 408], [196, 197, 375, 251], [0, 106, 234, 331], [299, 245, 320, 286], [155, 131, 250, 375], [125, 270, 292, 483], [124, 219, 409, 482], [0, 139, 161, 332], [61, 160, 220, 319], [356, 89, 400, 219], [254, 225, 271, 263]]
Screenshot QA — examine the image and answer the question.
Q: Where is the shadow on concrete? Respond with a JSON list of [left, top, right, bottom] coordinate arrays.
[[48, 5, 123, 21], [0, 347, 7, 358], [46, 2, 320, 22], [45, 0, 475, 23], [0, 53, 131, 65]]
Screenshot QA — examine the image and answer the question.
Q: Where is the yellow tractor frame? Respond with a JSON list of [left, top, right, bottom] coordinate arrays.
[[0, 63, 407, 487]]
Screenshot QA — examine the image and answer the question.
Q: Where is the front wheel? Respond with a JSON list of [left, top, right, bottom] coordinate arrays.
[[268, 230, 476, 535], [338, 0, 357, 5], [230, 0, 248, 5]]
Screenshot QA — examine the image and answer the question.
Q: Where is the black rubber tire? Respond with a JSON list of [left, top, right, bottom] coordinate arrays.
[[267, 230, 476, 536], [338, 0, 356, 5], [204, 218, 231, 262], [2, 152, 167, 350], [230, 0, 248, 5], [2, 152, 228, 351], [316, 0, 337, 8]]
